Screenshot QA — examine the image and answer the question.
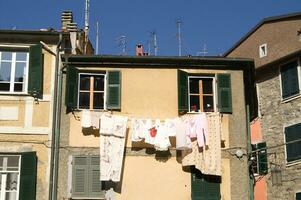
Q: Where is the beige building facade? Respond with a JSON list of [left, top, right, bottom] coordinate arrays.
[[56, 55, 257, 200]]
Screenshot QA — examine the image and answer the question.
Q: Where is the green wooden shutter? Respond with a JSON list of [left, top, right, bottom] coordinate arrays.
[[19, 152, 37, 200], [217, 74, 232, 113], [178, 69, 188, 114], [296, 192, 301, 200], [191, 168, 220, 200], [89, 156, 103, 197], [28, 44, 43, 99], [281, 60, 299, 99], [257, 142, 268, 175], [72, 156, 89, 197], [65, 66, 79, 109], [107, 71, 121, 110], [285, 123, 301, 162]]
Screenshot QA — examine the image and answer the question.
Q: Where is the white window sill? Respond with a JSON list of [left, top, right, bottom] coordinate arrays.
[[286, 159, 301, 167], [281, 93, 301, 103]]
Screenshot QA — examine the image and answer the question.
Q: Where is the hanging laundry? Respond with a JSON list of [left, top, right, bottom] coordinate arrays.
[[175, 117, 192, 150], [181, 112, 221, 176], [195, 113, 209, 147], [154, 121, 171, 151], [99, 115, 128, 182], [165, 118, 177, 137], [81, 110, 103, 129], [144, 119, 156, 145], [131, 118, 143, 142]]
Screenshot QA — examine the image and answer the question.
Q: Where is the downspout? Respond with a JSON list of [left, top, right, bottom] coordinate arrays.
[[49, 34, 62, 200], [246, 105, 254, 200]]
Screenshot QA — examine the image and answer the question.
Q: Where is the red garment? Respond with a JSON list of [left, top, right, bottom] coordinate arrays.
[[149, 127, 157, 137]]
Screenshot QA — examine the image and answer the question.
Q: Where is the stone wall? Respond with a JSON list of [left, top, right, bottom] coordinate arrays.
[[257, 67, 301, 200]]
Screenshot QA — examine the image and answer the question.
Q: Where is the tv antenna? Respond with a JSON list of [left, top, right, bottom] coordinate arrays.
[[95, 21, 100, 54], [116, 35, 127, 55], [197, 44, 208, 56], [84, 0, 90, 53], [176, 19, 182, 56], [149, 30, 158, 56]]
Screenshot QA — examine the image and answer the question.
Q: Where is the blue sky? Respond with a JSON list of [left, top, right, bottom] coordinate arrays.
[[0, 0, 300, 56]]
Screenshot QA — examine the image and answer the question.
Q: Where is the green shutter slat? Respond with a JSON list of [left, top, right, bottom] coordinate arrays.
[[178, 69, 188, 114], [107, 71, 121, 110], [217, 74, 232, 113], [19, 152, 37, 200], [28, 44, 43, 99], [285, 123, 301, 162], [65, 66, 79, 110], [281, 60, 299, 98], [89, 166, 103, 196], [72, 156, 89, 197], [257, 142, 268, 175], [191, 168, 220, 200]]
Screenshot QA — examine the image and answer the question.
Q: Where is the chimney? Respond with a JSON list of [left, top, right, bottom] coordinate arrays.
[[136, 44, 143, 56], [61, 10, 73, 31]]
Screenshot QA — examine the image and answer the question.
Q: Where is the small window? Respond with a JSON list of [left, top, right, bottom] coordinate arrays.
[[78, 73, 105, 110], [0, 155, 21, 200], [251, 142, 268, 175], [0, 51, 29, 93], [188, 76, 215, 112], [285, 123, 301, 163], [259, 44, 267, 58], [72, 155, 105, 199], [280, 60, 300, 99]]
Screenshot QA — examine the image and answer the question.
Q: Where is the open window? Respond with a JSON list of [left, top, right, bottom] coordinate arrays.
[[65, 66, 121, 111], [178, 70, 232, 114], [251, 142, 268, 175]]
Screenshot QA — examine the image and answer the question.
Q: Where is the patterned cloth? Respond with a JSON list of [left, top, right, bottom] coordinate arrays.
[[99, 115, 128, 182], [181, 112, 222, 176]]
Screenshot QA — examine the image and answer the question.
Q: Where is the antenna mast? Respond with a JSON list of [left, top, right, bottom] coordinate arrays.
[[116, 35, 127, 55], [96, 21, 99, 54], [150, 31, 158, 56], [177, 19, 182, 56], [84, 0, 90, 53]]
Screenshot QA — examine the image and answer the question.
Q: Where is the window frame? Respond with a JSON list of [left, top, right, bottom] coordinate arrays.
[[0, 49, 29, 95], [284, 122, 301, 165], [259, 43, 267, 58], [77, 72, 107, 110], [187, 75, 216, 113], [279, 58, 301, 101], [0, 154, 21, 200]]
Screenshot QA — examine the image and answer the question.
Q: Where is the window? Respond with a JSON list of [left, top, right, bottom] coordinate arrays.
[[66, 67, 121, 111], [0, 152, 37, 200], [178, 70, 232, 114], [71, 155, 104, 199], [0, 44, 43, 98], [188, 76, 215, 112], [251, 142, 268, 175], [259, 44, 267, 58], [285, 123, 301, 163], [0, 51, 29, 93], [296, 192, 301, 200], [78, 73, 105, 110], [280, 60, 300, 99]]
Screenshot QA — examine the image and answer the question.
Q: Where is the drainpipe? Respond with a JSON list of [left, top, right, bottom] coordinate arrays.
[[246, 105, 254, 200], [49, 34, 63, 200]]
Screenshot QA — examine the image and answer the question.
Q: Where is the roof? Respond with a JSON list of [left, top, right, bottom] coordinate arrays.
[[0, 29, 70, 45], [223, 11, 301, 56]]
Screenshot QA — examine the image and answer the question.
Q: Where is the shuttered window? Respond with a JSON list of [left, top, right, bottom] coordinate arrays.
[[28, 44, 43, 99], [296, 192, 301, 200], [72, 155, 104, 199], [191, 168, 220, 200], [251, 142, 268, 175], [281, 60, 300, 99], [285, 123, 301, 162], [65, 68, 121, 111]]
